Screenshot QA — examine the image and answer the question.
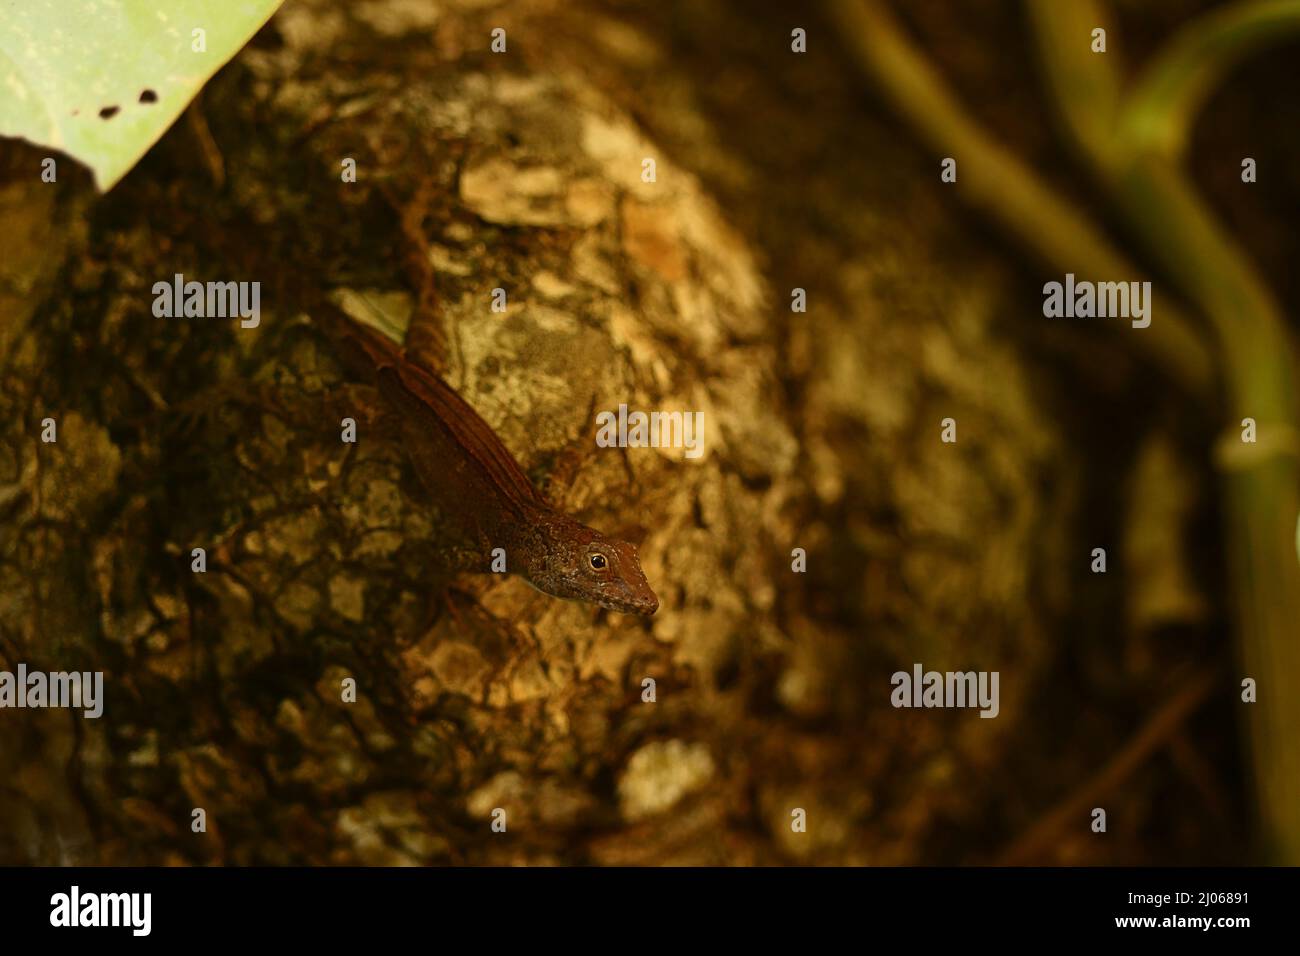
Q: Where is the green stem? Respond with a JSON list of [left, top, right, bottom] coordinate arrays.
[[833, 0, 1300, 861], [1026, 0, 1300, 863], [1023, 0, 1122, 169], [1123, 0, 1300, 159], [825, 0, 1215, 400]]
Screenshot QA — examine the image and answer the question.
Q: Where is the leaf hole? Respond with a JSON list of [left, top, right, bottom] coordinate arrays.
[[99, 106, 119, 119], [139, 89, 158, 104]]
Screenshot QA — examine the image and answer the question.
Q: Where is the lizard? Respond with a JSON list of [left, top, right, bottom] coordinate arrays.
[[312, 298, 660, 617]]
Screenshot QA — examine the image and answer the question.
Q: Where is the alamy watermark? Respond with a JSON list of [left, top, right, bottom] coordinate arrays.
[[50, 886, 150, 936], [1043, 273, 1151, 329], [0, 664, 103, 718], [595, 403, 704, 459], [152, 272, 261, 328], [891, 663, 999, 718]]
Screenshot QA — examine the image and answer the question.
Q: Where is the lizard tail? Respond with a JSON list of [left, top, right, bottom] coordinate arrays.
[[309, 297, 406, 385]]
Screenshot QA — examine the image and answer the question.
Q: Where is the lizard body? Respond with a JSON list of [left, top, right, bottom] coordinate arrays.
[[315, 301, 659, 616]]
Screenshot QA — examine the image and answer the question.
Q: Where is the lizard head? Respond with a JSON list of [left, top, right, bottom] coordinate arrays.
[[524, 514, 659, 616]]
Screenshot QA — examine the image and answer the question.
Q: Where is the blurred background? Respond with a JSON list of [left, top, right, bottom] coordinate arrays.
[[1, 0, 1298, 865]]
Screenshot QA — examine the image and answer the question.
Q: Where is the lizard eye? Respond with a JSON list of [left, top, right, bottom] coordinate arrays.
[[589, 553, 608, 571]]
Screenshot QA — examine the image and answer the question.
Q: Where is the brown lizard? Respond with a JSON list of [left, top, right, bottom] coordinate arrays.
[[313, 299, 659, 617]]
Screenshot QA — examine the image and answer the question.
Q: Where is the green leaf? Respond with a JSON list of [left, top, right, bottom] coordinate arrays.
[[0, 0, 283, 191]]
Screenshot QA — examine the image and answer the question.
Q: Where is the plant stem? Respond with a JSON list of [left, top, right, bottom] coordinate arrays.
[[825, 0, 1215, 399], [1124, 0, 1300, 159], [834, 0, 1300, 860], [1026, 0, 1300, 862]]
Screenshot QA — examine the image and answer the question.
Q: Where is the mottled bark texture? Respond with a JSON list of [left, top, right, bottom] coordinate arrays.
[[0, 0, 1242, 864]]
